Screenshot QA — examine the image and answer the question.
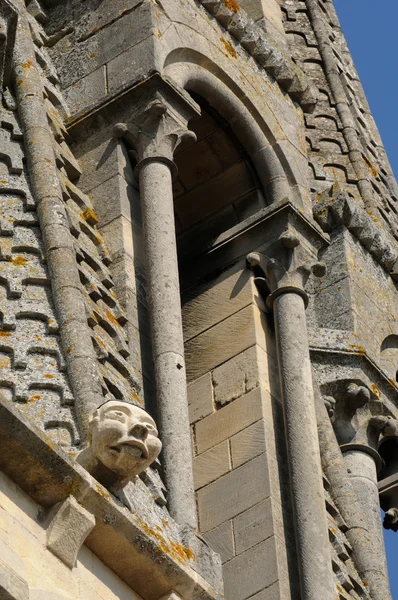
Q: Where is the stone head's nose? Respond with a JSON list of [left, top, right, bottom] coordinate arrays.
[[129, 423, 148, 440]]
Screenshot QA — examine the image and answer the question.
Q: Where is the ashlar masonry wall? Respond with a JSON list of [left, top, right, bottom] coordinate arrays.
[[182, 259, 298, 600], [0, 471, 143, 600]]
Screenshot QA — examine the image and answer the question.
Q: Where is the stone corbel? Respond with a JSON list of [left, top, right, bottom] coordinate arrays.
[[0, 0, 18, 90], [46, 495, 96, 569], [246, 228, 326, 309]]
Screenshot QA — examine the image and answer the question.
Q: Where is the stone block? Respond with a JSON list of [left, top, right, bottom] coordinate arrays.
[[193, 441, 231, 490], [64, 67, 106, 115], [175, 161, 256, 229], [223, 537, 278, 600], [188, 373, 214, 424], [90, 174, 140, 229], [185, 305, 268, 381], [314, 277, 355, 330], [182, 261, 256, 342], [244, 582, 283, 600], [197, 453, 270, 532], [73, 0, 143, 41], [54, 4, 155, 89], [46, 496, 96, 569], [158, 592, 183, 600], [213, 346, 260, 406], [0, 538, 26, 582], [195, 387, 264, 454], [29, 592, 71, 600], [233, 498, 278, 555], [106, 36, 159, 95], [203, 521, 235, 564], [230, 420, 266, 468], [0, 559, 29, 600], [74, 133, 128, 195]]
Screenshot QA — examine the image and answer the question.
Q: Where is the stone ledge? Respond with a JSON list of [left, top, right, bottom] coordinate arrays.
[[179, 199, 329, 290], [198, 0, 318, 113], [0, 397, 223, 600]]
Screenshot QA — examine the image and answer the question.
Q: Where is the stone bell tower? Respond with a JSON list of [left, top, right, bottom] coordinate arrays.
[[0, 1, 397, 599]]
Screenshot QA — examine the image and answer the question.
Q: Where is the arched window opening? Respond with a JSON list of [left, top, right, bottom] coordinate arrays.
[[174, 94, 266, 261]]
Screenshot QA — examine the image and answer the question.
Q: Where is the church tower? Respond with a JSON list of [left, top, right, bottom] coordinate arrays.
[[0, 1, 397, 599]]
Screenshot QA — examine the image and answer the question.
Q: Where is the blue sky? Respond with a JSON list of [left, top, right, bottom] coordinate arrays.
[[334, 0, 398, 595]]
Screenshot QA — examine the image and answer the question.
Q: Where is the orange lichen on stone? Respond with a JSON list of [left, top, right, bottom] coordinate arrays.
[[220, 37, 237, 59], [44, 374, 55, 379], [81, 207, 99, 225], [28, 394, 42, 403], [347, 344, 365, 356], [105, 308, 121, 327], [12, 256, 28, 266], [130, 390, 143, 404], [363, 155, 378, 178], [138, 519, 195, 563], [371, 384, 381, 398], [0, 331, 12, 337], [223, 0, 239, 12]]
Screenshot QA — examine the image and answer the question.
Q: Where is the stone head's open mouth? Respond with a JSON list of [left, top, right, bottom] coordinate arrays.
[[109, 441, 148, 459]]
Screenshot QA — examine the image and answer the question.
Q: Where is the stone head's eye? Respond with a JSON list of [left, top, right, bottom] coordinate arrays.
[[107, 410, 126, 420]]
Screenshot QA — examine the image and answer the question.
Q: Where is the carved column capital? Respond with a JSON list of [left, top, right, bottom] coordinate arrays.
[[247, 229, 325, 309], [113, 86, 200, 180], [325, 381, 398, 472]]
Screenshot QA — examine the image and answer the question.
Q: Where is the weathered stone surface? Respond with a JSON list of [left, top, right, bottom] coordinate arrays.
[[0, 558, 29, 600], [195, 388, 264, 455], [193, 440, 231, 490], [230, 420, 266, 469], [197, 453, 270, 532], [203, 521, 235, 564], [212, 346, 260, 406], [188, 373, 214, 424], [3, 1, 398, 600], [223, 537, 278, 600], [46, 496, 96, 569], [185, 305, 268, 382]]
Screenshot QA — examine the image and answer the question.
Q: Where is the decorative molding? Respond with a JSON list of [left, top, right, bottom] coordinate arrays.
[[199, 0, 318, 113], [314, 184, 398, 277], [247, 228, 325, 308], [113, 84, 199, 171]]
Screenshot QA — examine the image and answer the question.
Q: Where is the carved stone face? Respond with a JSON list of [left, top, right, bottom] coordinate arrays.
[[88, 401, 162, 479]]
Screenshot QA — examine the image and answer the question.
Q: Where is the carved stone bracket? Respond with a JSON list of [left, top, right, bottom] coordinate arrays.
[[46, 496, 96, 569], [113, 80, 200, 179], [247, 228, 326, 309], [0, 0, 18, 89]]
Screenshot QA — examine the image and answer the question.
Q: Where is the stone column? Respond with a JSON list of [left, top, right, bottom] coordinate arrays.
[[114, 91, 199, 528], [247, 231, 335, 600], [330, 382, 397, 598]]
